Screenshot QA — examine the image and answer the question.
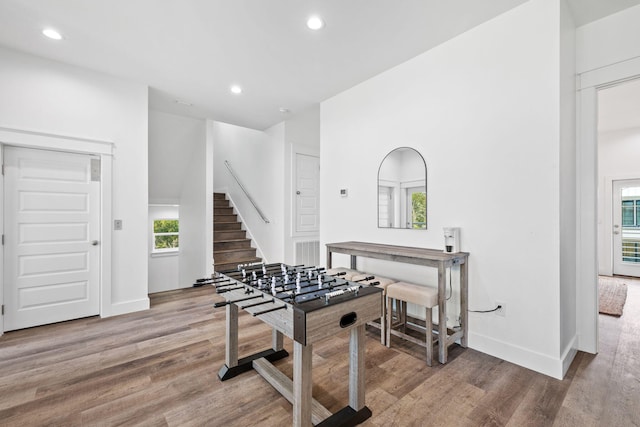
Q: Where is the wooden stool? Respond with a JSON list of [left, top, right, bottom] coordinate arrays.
[[352, 273, 397, 345], [326, 267, 360, 281], [386, 282, 438, 366]]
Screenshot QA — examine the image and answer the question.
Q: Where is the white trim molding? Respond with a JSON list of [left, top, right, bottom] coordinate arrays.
[[576, 58, 640, 354], [0, 126, 114, 156], [0, 126, 115, 327]]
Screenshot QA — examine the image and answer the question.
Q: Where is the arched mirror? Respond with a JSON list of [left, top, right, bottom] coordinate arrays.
[[378, 147, 426, 229]]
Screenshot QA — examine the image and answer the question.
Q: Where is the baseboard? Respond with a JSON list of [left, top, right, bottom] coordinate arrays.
[[104, 297, 150, 318], [469, 331, 567, 379]]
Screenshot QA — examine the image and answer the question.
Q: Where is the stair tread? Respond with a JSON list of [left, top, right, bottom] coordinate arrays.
[[214, 248, 256, 254], [212, 193, 261, 272]]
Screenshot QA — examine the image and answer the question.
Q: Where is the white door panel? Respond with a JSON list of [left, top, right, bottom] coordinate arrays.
[[4, 146, 100, 331], [295, 153, 319, 233]]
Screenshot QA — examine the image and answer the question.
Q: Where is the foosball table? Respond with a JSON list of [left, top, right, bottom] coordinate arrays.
[[207, 262, 383, 427]]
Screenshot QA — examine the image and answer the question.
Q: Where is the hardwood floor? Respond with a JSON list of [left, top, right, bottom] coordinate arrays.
[[0, 279, 638, 426]]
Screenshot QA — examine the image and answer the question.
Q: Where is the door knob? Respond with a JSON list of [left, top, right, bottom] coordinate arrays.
[[91, 240, 99, 246], [296, 191, 301, 195]]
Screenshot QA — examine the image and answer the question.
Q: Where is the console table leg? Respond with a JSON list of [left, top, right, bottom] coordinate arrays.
[[460, 262, 468, 348], [438, 264, 448, 364]]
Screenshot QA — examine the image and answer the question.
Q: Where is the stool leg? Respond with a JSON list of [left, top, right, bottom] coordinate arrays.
[[380, 292, 386, 346], [386, 295, 392, 348], [401, 301, 407, 333], [426, 307, 433, 366]]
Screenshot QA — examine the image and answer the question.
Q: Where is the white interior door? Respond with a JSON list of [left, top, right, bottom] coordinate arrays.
[[613, 178, 640, 277], [3, 146, 100, 331], [294, 153, 319, 233]]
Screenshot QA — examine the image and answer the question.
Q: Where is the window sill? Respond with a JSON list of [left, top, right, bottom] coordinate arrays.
[[151, 251, 179, 258]]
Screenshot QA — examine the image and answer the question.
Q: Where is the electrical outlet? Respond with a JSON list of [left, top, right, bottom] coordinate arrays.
[[495, 301, 506, 317]]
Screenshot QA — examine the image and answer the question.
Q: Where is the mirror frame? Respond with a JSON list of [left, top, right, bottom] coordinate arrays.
[[377, 147, 427, 229]]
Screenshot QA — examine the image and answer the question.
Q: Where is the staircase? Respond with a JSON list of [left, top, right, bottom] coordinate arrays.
[[213, 193, 262, 272]]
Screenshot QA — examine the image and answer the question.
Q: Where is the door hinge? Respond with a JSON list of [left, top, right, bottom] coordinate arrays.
[[1, 305, 4, 316]]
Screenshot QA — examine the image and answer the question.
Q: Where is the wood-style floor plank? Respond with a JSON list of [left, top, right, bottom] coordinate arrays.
[[0, 280, 639, 426]]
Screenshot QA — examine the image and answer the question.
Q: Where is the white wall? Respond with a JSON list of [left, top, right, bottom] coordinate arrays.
[[598, 128, 640, 274], [148, 110, 212, 291], [212, 121, 286, 263], [320, 0, 568, 378], [0, 45, 149, 318], [576, 4, 640, 74], [149, 110, 205, 204], [284, 105, 321, 148], [148, 205, 180, 293], [284, 105, 321, 263], [179, 120, 213, 287], [559, 0, 577, 371]]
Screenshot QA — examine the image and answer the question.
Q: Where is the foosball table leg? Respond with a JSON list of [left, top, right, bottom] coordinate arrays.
[[315, 324, 372, 426], [226, 303, 239, 368], [218, 303, 289, 382], [273, 328, 284, 351], [349, 324, 365, 410], [293, 341, 313, 427]]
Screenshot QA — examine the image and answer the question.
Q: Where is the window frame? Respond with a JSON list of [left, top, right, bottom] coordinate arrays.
[[152, 218, 179, 254]]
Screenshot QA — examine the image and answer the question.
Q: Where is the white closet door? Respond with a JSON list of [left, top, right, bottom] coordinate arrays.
[[4, 146, 100, 331]]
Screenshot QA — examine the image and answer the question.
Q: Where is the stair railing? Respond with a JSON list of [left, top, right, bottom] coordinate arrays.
[[224, 160, 270, 224]]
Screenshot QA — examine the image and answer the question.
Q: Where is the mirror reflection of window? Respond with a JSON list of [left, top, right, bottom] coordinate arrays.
[[407, 187, 426, 229], [378, 147, 426, 229]]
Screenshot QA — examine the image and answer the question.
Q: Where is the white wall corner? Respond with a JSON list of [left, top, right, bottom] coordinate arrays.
[[561, 335, 579, 377]]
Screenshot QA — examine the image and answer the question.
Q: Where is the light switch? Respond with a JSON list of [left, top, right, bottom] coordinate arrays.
[[114, 219, 123, 230]]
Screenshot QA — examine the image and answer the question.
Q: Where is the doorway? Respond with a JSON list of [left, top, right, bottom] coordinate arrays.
[[597, 78, 640, 279], [3, 146, 101, 330], [612, 179, 640, 276]]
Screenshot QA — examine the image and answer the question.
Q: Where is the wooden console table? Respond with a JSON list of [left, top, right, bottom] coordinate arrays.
[[326, 241, 468, 364]]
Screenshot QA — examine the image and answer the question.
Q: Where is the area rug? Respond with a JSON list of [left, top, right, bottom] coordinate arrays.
[[598, 277, 628, 317]]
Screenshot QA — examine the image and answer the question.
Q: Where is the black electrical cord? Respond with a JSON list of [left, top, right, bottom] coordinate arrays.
[[469, 305, 502, 313], [446, 267, 452, 300]]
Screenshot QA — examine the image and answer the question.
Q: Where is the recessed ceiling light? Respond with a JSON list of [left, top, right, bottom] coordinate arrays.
[[42, 28, 63, 40], [306, 16, 325, 30], [230, 85, 243, 94], [279, 107, 290, 114]]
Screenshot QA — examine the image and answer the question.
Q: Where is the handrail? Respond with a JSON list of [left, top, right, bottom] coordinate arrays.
[[224, 160, 270, 224]]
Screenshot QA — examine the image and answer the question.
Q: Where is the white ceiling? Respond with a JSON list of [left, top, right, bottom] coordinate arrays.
[[0, 0, 638, 130]]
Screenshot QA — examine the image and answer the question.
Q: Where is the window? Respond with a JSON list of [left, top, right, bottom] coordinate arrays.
[[622, 199, 640, 227], [153, 219, 179, 252], [621, 198, 640, 263]]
